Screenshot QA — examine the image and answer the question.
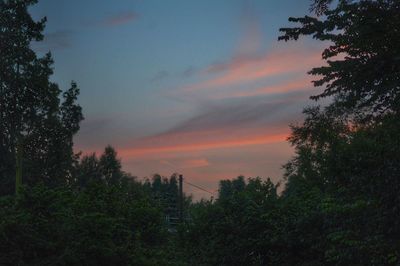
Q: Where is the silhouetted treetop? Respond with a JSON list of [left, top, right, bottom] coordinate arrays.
[[280, 0, 400, 120]]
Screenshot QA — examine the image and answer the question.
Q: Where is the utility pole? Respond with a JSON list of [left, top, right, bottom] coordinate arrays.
[[179, 174, 183, 223]]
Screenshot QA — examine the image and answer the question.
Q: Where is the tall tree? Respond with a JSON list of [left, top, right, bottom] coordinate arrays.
[[99, 145, 123, 186], [74, 153, 102, 188], [0, 0, 83, 195]]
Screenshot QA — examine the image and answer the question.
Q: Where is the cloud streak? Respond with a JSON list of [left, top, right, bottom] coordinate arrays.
[[161, 158, 210, 169], [101, 11, 137, 27], [151, 70, 169, 82], [118, 96, 304, 159], [184, 45, 322, 92], [181, 66, 197, 78], [120, 133, 288, 157], [32, 30, 74, 52], [214, 76, 315, 99]]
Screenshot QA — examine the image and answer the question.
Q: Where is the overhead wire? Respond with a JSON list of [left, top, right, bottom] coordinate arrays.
[[183, 179, 215, 196]]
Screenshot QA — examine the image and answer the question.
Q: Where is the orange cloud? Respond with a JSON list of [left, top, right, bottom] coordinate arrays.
[[219, 76, 315, 99], [183, 45, 322, 92], [183, 158, 210, 168], [102, 11, 137, 27], [161, 158, 210, 169], [117, 93, 303, 160], [119, 132, 288, 158]]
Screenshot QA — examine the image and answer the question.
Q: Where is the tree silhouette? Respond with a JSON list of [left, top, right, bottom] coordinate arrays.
[[99, 145, 123, 186], [280, 0, 400, 121], [0, 0, 83, 195]]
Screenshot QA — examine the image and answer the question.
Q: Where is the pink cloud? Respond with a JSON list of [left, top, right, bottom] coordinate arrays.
[[183, 45, 322, 92], [161, 158, 210, 169], [183, 158, 210, 168], [217, 76, 315, 99], [102, 11, 137, 27], [119, 131, 288, 158]]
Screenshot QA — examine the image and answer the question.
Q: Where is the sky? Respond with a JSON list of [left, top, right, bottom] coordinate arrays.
[[30, 0, 325, 199]]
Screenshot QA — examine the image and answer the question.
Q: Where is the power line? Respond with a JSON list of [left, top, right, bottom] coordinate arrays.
[[183, 180, 215, 195]]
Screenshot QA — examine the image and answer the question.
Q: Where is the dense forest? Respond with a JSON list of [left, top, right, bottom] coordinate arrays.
[[1, 0, 399, 265]]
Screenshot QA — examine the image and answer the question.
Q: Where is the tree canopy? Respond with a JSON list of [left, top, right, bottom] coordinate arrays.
[[279, 0, 400, 120]]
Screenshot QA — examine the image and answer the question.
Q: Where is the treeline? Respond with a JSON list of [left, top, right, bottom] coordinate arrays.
[[0, 146, 190, 265], [1, 0, 400, 265]]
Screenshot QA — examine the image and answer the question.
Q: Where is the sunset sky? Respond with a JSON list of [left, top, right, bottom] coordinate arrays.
[[31, 0, 325, 199]]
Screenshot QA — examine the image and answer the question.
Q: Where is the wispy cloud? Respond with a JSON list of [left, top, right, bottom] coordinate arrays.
[[237, 0, 263, 54], [101, 11, 138, 27], [118, 96, 304, 158], [161, 158, 210, 169], [76, 4, 319, 166], [212, 76, 315, 99], [74, 116, 116, 152], [120, 132, 288, 157], [181, 66, 197, 78], [183, 45, 321, 93], [151, 70, 170, 82], [168, 2, 323, 102], [176, 0, 321, 96], [32, 30, 74, 52]]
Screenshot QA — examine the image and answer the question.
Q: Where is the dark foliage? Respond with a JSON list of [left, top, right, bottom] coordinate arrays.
[[0, 182, 173, 266], [279, 0, 400, 120]]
